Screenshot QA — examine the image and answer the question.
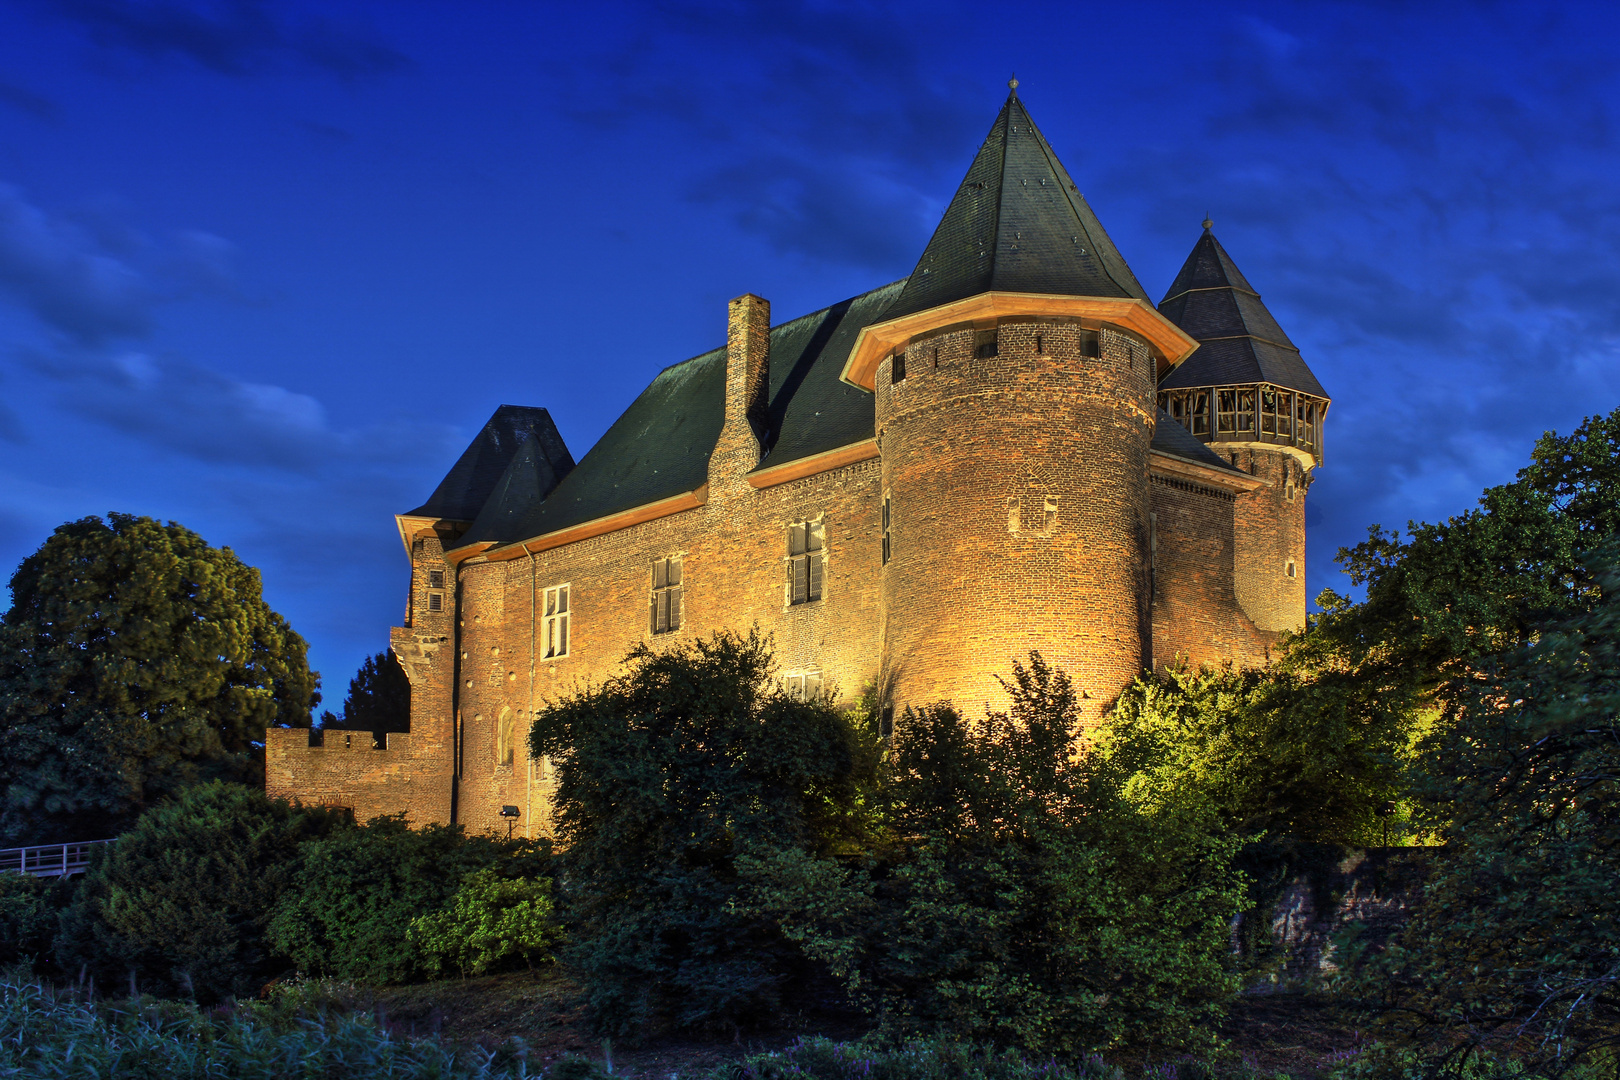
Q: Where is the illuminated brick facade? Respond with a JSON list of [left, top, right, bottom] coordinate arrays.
[[266, 89, 1329, 835]]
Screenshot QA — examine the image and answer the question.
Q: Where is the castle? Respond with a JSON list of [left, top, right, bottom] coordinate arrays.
[[266, 87, 1331, 836]]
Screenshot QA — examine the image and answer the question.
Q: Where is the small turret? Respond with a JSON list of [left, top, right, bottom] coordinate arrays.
[[1156, 225, 1329, 632]]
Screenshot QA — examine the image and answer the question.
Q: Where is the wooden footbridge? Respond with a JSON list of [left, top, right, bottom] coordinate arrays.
[[0, 840, 114, 878]]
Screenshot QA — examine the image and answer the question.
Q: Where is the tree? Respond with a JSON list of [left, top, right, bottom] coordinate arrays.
[[0, 514, 319, 844], [745, 656, 1249, 1054], [1367, 545, 1620, 1076], [55, 782, 341, 1001], [530, 629, 864, 1035], [320, 649, 411, 737]]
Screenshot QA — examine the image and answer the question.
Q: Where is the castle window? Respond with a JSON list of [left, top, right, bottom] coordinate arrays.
[[881, 495, 892, 565], [650, 558, 682, 634], [784, 671, 822, 701], [1286, 560, 1297, 579], [891, 349, 906, 383], [879, 704, 894, 739], [543, 584, 570, 659], [428, 570, 445, 589], [974, 330, 998, 358], [787, 521, 824, 605], [1078, 329, 1099, 358], [497, 707, 516, 767]]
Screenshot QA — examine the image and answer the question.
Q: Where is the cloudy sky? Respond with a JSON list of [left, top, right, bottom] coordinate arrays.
[[1, 0, 1617, 703]]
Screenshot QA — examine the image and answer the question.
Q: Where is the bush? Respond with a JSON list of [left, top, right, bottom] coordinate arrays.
[[267, 814, 547, 985], [746, 656, 1249, 1054], [55, 782, 341, 1001], [0, 973, 540, 1079], [531, 629, 867, 1035], [0, 874, 62, 970], [409, 867, 561, 976]]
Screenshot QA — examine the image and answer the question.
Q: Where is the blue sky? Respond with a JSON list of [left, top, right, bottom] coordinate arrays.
[[1, 0, 1617, 704]]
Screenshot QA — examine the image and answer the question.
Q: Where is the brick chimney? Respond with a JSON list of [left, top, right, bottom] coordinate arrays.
[[708, 293, 770, 494]]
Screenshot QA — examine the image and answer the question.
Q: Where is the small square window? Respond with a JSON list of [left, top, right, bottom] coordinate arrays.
[[974, 329, 998, 359], [427, 592, 443, 613], [428, 570, 445, 589], [1078, 329, 1100, 358], [784, 671, 823, 702]]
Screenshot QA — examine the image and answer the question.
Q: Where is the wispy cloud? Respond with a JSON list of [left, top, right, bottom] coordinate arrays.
[[40, 0, 411, 79]]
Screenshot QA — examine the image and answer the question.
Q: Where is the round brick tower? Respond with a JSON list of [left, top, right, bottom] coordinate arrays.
[[842, 86, 1200, 720], [872, 316, 1162, 720]]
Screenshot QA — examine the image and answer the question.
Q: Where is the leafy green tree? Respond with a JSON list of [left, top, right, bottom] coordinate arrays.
[[1367, 545, 1620, 1076], [408, 868, 560, 977], [1309, 407, 1620, 722], [530, 629, 863, 1035], [266, 814, 544, 985], [0, 514, 319, 844], [745, 656, 1248, 1054], [1104, 662, 1414, 845], [55, 782, 341, 1001], [320, 649, 411, 738], [0, 873, 63, 971]]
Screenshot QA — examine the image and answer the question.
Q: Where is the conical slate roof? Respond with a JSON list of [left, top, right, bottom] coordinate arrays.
[[1156, 227, 1327, 399], [405, 405, 574, 520], [882, 88, 1148, 322]]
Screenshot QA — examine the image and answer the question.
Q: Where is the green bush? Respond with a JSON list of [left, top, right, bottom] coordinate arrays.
[[0, 973, 540, 1079], [409, 867, 561, 976], [531, 629, 867, 1035], [745, 656, 1249, 1054], [267, 814, 547, 985], [0, 873, 62, 970], [55, 782, 342, 1001]]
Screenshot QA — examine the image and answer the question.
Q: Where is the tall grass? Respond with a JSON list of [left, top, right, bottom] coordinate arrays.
[[0, 973, 539, 1079]]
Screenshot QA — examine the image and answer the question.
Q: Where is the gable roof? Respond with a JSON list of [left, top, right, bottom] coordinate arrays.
[[881, 89, 1148, 323], [405, 405, 573, 520], [457, 281, 903, 550], [1156, 227, 1328, 399]]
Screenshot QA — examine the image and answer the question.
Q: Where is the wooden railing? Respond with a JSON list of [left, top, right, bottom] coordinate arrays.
[[0, 839, 114, 878]]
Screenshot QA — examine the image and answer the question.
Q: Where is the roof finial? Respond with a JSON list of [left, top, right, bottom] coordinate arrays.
[[1008, 74, 1019, 96], [1202, 213, 1213, 231]]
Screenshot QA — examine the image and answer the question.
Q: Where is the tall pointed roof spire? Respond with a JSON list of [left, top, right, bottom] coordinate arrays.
[[1157, 226, 1327, 399], [882, 91, 1148, 322]]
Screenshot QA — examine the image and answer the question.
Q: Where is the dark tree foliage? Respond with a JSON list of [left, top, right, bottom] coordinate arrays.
[[745, 657, 1248, 1054], [266, 814, 546, 986], [321, 649, 411, 738], [1367, 546, 1620, 1076], [529, 629, 863, 1036], [55, 782, 343, 1002], [0, 514, 319, 844], [0, 872, 64, 971], [1310, 408, 1620, 718]]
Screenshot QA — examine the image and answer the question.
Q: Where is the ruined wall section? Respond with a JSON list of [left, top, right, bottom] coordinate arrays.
[[1233, 450, 1310, 633], [1149, 475, 1275, 671], [875, 318, 1154, 726], [264, 530, 457, 824]]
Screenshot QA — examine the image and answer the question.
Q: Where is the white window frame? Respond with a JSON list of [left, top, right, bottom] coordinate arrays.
[[785, 520, 825, 607], [783, 670, 823, 702], [542, 583, 571, 659], [650, 557, 683, 635]]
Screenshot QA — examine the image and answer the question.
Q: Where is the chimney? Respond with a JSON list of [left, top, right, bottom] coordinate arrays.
[[709, 293, 771, 492]]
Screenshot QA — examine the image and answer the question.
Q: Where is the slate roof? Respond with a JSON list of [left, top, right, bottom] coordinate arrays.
[[455, 281, 903, 549], [405, 405, 573, 521], [881, 90, 1148, 322], [1156, 227, 1328, 399], [1150, 407, 1247, 475]]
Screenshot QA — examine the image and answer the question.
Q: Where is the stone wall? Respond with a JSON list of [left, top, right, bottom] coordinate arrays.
[[1233, 448, 1310, 633]]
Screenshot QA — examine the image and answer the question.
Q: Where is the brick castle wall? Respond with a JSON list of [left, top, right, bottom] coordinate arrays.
[[1233, 449, 1310, 633]]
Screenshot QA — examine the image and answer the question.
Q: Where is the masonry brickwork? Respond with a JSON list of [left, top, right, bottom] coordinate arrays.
[[265, 90, 1329, 837]]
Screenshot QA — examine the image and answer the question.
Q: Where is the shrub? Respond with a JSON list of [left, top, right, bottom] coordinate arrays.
[[409, 867, 561, 976], [0, 873, 62, 970], [267, 814, 547, 985], [55, 782, 341, 1001], [531, 629, 868, 1035]]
